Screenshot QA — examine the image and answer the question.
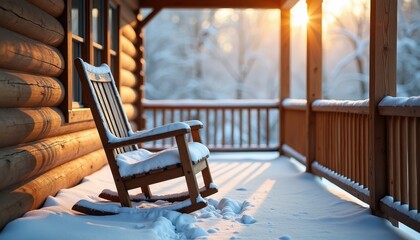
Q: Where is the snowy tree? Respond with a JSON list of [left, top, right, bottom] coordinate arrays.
[[397, 0, 420, 96], [323, 0, 370, 100], [144, 9, 279, 100]]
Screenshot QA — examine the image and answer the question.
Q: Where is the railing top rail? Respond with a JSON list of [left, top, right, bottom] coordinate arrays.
[[281, 98, 306, 111], [379, 96, 420, 117], [143, 99, 280, 109], [312, 99, 369, 114]]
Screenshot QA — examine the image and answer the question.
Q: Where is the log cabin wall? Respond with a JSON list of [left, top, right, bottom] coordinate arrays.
[[0, 0, 143, 229]]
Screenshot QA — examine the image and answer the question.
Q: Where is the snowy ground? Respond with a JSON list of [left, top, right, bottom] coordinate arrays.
[[0, 153, 416, 239]]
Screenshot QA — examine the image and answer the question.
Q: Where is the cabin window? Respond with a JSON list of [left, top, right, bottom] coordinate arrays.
[[62, 0, 120, 122]]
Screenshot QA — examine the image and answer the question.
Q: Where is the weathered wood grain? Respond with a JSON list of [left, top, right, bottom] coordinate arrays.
[[26, 0, 64, 17], [0, 0, 64, 47], [0, 70, 64, 108], [0, 28, 64, 77], [0, 149, 107, 230], [0, 107, 96, 148], [0, 129, 102, 190]]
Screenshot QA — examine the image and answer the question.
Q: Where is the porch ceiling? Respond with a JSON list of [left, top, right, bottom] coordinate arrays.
[[137, 0, 299, 9]]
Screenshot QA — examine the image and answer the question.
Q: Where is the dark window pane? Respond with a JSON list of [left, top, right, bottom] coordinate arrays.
[[109, 5, 118, 50], [93, 0, 104, 44], [94, 48, 102, 65], [71, 0, 85, 37], [72, 40, 83, 103]]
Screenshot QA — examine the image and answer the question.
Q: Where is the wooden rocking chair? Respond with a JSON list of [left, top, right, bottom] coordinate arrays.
[[72, 58, 217, 215]]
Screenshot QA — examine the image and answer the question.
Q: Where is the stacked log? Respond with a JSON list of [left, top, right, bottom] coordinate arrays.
[[0, 107, 96, 148], [120, 15, 140, 130], [0, 28, 64, 77], [0, 70, 64, 108], [0, 0, 64, 47], [0, 128, 102, 189], [0, 0, 104, 230], [0, 149, 107, 229]]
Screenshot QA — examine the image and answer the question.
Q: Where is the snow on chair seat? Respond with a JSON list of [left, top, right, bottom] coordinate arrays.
[[117, 142, 210, 178]]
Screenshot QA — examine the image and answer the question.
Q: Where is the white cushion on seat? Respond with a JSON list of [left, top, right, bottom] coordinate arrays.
[[116, 142, 210, 177]]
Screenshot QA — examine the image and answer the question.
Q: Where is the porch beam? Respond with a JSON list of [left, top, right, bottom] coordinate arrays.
[[280, 9, 291, 154], [305, 0, 323, 172], [138, 8, 162, 29], [138, 0, 283, 9], [368, 0, 397, 216], [280, 0, 300, 10]]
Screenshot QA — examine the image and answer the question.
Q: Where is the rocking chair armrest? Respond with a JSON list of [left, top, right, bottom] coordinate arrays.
[[183, 120, 203, 130], [106, 122, 191, 149]]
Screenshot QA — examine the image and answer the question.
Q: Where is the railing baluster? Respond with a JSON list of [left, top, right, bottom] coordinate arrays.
[[231, 109, 235, 147], [239, 109, 243, 147], [171, 109, 175, 146], [214, 109, 218, 147], [206, 109, 210, 146], [408, 117, 416, 210], [248, 109, 251, 147], [222, 108, 225, 147], [257, 108, 261, 146], [401, 117, 408, 204], [162, 109, 166, 147], [153, 109, 157, 147], [266, 109, 270, 147], [394, 117, 401, 201]]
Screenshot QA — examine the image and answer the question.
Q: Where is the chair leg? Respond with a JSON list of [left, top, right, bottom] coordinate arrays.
[[201, 160, 214, 189], [175, 135, 201, 205], [141, 185, 152, 199], [115, 181, 132, 207]]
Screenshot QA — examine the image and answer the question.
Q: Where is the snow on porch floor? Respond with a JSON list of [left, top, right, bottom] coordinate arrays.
[[0, 153, 415, 239]]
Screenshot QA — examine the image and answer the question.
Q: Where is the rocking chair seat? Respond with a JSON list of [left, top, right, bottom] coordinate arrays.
[[117, 142, 210, 178]]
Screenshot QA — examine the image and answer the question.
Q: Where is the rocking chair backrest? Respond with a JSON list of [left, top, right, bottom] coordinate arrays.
[[74, 58, 137, 154]]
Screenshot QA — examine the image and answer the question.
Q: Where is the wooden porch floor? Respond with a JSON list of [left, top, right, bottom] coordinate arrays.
[[0, 153, 415, 239]]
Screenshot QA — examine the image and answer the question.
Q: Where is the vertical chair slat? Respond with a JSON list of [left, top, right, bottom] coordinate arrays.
[[104, 82, 133, 152]]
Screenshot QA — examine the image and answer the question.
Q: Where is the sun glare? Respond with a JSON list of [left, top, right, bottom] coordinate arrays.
[[291, 0, 354, 27], [291, 1, 309, 27]]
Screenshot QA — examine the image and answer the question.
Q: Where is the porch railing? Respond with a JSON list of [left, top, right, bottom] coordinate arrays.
[[142, 99, 280, 152], [281, 96, 420, 232]]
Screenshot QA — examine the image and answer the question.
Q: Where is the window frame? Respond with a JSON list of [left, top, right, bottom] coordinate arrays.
[[60, 0, 120, 123]]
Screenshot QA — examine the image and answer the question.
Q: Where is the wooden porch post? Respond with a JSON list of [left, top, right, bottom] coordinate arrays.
[[135, 10, 147, 130], [306, 0, 323, 172], [368, 0, 397, 215], [280, 8, 291, 154]]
